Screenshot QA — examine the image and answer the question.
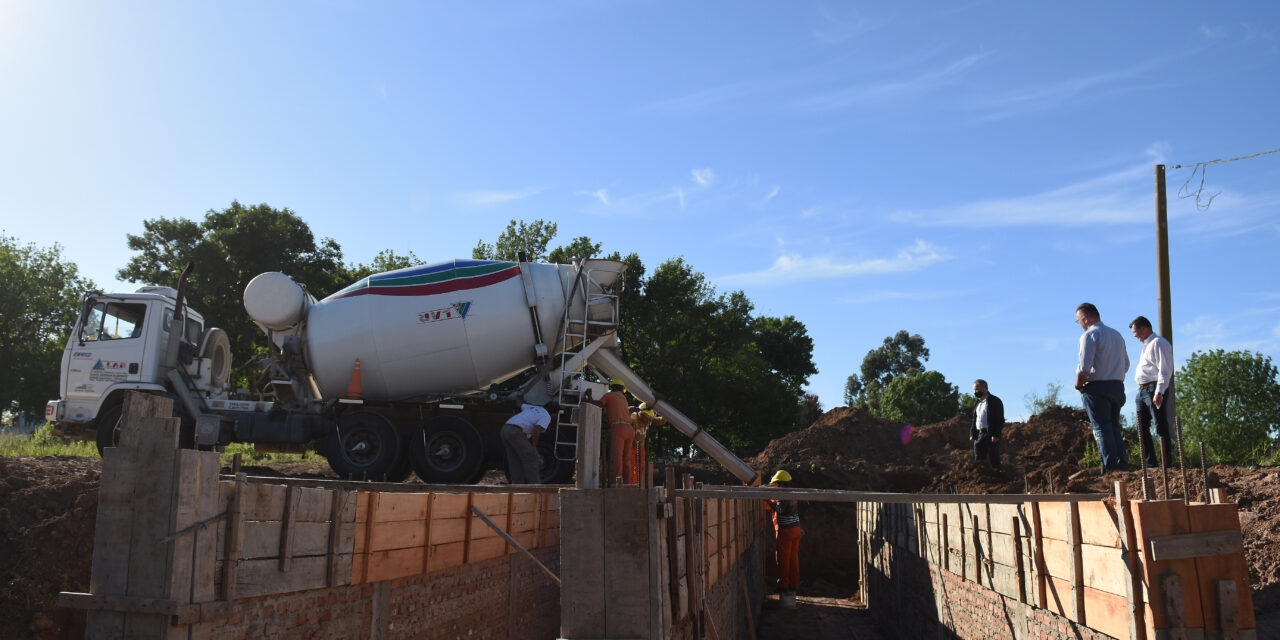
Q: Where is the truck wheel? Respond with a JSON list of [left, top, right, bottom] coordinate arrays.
[[94, 404, 123, 456], [537, 441, 574, 484], [385, 445, 414, 483], [323, 412, 403, 481], [409, 416, 483, 483]]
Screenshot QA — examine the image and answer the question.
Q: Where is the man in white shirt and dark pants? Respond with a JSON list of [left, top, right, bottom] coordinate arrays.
[[501, 401, 558, 484], [1075, 303, 1131, 473], [1129, 316, 1174, 468]]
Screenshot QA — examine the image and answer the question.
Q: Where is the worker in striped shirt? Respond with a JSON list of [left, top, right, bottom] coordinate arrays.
[[764, 470, 802, 606]]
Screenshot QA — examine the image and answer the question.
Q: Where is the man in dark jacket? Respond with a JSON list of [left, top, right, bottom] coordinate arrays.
[[970, 379, 1005, 470]]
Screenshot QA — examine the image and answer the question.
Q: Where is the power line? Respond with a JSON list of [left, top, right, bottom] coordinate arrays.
[[1169, 146, 1280, 212]]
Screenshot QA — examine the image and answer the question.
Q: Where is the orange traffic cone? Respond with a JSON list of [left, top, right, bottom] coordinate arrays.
[[344, 358, 363, 399]]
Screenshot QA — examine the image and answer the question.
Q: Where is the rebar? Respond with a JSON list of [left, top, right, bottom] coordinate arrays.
[[1199, 441, 1209, 503], [1140, 442, 1153, 500], [1159, 441, 1170, 501], [1176, 416, 1188, 503]]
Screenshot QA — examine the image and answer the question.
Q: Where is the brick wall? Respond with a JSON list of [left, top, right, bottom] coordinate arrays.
[[203, 547, 560, 640]]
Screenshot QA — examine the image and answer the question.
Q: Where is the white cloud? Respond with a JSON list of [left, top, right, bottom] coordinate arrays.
[[692, 168, 715, 187], [589, 188, 610, 206], [1200, 25, 1227, 39], [672, 187, 686, 209], [719, 239, 950, 285], [765, 185, 780, 200], [453, 188, 544, 206]]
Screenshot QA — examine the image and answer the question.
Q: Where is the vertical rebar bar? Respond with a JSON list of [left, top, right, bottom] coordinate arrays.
[[1159, 440, 1170, 501], [1175, 416, 1188, 502], [1140, 443, 1152, 500], [1199, 441, 1209, 503]]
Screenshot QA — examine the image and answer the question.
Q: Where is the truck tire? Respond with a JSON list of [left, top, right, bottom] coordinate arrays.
[[537, 441, 574, 484], [323, 412, 403, 481], [94, 404, 123, 456], [409, 416, 484, 483]]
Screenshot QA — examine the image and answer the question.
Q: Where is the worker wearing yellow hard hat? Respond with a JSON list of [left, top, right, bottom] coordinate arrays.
[[764, 469, 802, 606], [584, 379, 634, 486], [630, 401, 668, 487]]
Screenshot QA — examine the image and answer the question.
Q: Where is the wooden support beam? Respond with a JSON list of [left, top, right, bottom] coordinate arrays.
[[674, 487, 1108, 504], [278, 486, 300, 572], [327, 490, 349, 587], [1162, 573, 1188, 636], [221, 473, 247, 601], [1032, 502, 1047, 610], [1114, 482, 1147, 640], [1013, 516, 1026, 605], [1149, 531, 1244, 561], [1216, 579, 1240, 639], [1067, 502, 1085, 625], [470, 506, 561, 587], [220, 474, 564, 494]]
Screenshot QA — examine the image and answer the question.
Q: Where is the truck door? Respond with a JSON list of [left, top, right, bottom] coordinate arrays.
[[64, 299, 151, 408]]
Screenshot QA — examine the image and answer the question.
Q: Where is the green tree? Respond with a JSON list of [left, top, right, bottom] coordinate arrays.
[[844, 330, 929, 413], [796, 392, 823, 429], [878, 370, 959, 424], [620, 258, 817, 453], [472, 219, 558, 262], [118, 201, 346, 374], [1177, 349, 1280, 464], [0, 234, 93, 417], [547, 236, 602, 264], [345, 249, 425, 282], [1024, 381, 1068, 416]]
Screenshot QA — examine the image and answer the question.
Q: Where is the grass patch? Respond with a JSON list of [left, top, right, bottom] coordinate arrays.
[[218, 442, 314, 468], [0, 424, 99, 458]]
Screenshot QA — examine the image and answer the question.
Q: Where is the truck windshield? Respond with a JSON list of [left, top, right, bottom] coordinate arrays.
[[82, 302, 147, 341]]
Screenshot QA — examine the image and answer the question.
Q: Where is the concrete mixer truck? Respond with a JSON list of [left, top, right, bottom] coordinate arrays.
[[45, 257, 761, 485]]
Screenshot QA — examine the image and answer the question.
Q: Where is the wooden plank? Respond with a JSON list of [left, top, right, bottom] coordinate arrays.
[[426, 541, 465, 572], [1067, 501, 1085, 624], [329, 489, 350, 587], [1013, 517, 1026, 605], [221, 473, 248, 600], [575, 403, 602, 489], [420, 493, 434, 574], [649, 488, 669, 640], [1217, 580, 1240, 638], [359, 491, 378, 584], [278, 485, 301, 572], [604, 488, 649, 639], [560, 490, 606, 637], [463, 493, 475, 564], [1188, 502, 1255, 631], [236, 555, 354, 598], [227, 521, 337, 559], [87, 444, 136, 637], [225, 474, 564, 495], [1083, 586, 1132, 640], [1032, 501, 1047, 610], [1114, 482, 1147, 640], [674, 486, 1109, 504], [123, 413, 182, 638], [373, 492, 430, 522], [471, 505, 560, 586], [1149, 531, 1244, 561], [1133, 499, 1204, 631], [189, 450, 221, 640]]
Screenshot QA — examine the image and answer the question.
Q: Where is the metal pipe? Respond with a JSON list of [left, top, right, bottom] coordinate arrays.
[[588, 347, 760, 485]]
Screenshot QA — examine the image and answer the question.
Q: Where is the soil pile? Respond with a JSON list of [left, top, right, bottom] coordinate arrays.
[[0, 456, 98, 639]]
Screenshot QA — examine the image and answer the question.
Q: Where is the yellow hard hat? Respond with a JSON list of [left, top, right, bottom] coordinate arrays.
[[639, 402, 649, 410], [610, 378, 626, 391], [770, 470, 792, 483]]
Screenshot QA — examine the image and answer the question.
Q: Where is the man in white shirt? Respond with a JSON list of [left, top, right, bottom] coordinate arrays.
[[501, 401, 557, 484], [1129, 316, 1174, 468], [1075, 303, 1131, 472]]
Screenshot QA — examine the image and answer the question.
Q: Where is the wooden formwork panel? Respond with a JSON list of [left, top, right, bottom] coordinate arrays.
[[1188, 502, 1255, 631], [1039, 538, 1129, 596], [1038, 501, 1121, 547], [1133, 499, 1205, 632]]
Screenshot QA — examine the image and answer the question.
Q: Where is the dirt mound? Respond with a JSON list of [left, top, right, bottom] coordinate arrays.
[[0, 456, 99, 639]]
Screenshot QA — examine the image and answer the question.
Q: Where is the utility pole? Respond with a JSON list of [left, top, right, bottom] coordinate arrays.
[[1155, 164, 1178, 459], [1155, 165, 1172, 340]]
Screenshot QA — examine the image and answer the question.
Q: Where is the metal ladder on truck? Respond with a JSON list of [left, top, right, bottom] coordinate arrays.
[[550, 261, 624, 463]]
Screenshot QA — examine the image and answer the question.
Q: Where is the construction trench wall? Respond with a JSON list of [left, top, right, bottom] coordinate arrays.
[[857, 489, 1256, 640], [61, 393, 768, 640]]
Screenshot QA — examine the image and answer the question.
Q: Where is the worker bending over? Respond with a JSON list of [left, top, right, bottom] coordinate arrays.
[[501, 401, 557, 484], [764, 470, 802, 607], [630, 401, 667, 486]]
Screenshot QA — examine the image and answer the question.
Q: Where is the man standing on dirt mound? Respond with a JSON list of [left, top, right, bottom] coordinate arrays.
[[1129, 316, 1174, 468], [1074, 302, 1131, 473], [970, 379, 1005, 470]]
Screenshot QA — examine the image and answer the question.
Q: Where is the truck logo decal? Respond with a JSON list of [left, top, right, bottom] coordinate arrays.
[[74, 383, 94, 392], [73, 351, 93, 359], [93, 360, 127, 371], [418, 302, 471, 324], [325, 260, 521, 300]]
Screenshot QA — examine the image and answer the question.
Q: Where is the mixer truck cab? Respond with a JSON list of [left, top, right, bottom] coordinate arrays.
[[46, 286, 235, 451]]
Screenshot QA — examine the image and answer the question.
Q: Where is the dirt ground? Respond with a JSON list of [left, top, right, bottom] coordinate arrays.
[[2, 406, 1278, 638]]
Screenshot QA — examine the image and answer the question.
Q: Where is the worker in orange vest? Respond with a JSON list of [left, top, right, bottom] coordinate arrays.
[[584, 379, 634, 485], [764, 470, 802, 607], [630, 401, 667, 486]]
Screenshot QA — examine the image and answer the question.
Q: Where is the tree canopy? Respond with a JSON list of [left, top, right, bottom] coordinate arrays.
[[1176, 349, 1280, 464], [878, 370, 959, 425], [118, 201, 346, 371], [844, 330, 929, 413], [472, 220, 559, 262], [0, 234, 93, 417]]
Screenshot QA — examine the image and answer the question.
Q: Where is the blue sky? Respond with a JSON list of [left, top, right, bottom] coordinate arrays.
[[3, 2, 1279, 420]]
